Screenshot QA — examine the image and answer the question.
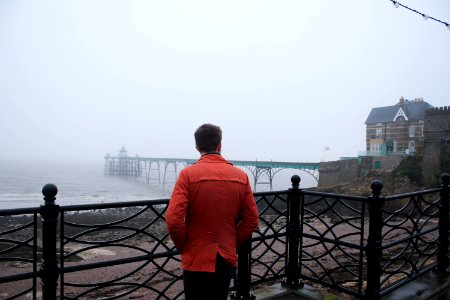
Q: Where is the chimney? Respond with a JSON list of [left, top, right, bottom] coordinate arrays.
[[399, 96, 405, 104]]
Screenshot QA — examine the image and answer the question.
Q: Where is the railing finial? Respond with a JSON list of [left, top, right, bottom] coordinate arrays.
[[42, 183, 58, 203], [441, 173, 450, 186], [370, 180, 383, 195], [291, 175, 301, 189]]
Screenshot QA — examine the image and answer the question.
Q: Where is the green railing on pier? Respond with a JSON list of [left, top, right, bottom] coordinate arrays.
[[104, 155, 321, 189], [105, 155, 320, 171]]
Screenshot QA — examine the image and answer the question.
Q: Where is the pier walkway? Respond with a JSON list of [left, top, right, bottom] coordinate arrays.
[[104, 149, 320, 190]]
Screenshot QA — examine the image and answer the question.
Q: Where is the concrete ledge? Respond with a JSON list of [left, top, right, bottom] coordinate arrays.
[[252, 283, 344, 300], [250, 270, 450, 300], [382, 270, 450, 299]]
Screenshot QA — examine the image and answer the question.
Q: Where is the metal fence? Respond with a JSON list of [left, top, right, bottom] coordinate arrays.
[[1, 174, 449, 300]]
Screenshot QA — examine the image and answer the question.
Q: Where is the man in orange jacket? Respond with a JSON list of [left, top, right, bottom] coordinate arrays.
[[166, 123, 259, 300]]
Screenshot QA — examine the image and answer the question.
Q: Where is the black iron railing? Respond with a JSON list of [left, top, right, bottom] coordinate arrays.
[[0, 207, 39, 300], [0, 174, 449, 300]]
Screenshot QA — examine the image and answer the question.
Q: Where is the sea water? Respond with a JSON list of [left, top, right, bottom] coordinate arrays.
[[0, 160, 172, 209], [0, 160, 317, 210]]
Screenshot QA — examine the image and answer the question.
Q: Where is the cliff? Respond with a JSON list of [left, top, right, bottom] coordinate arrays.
[[317, 170, 420, 197]]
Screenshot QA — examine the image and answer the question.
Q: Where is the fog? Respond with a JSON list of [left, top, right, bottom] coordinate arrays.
[[1, 0, 449, 164]]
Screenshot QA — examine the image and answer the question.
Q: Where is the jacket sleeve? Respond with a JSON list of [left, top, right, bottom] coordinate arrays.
[[236, 178, 259, 246], [166, 171, 189, 251]]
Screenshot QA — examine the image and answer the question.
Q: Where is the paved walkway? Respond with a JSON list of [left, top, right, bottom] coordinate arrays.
[[248, 270, 450, 300]]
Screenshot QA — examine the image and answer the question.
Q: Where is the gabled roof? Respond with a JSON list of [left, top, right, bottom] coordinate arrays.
[[365, 99, 433, 124]]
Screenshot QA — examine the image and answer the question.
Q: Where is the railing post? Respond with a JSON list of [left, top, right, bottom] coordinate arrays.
[[283, 175, 303, 288], [231, 238, 255, 300], [365, 180, 384, 300], [437, 173, 450, 273], [40, 184, 60, 300]]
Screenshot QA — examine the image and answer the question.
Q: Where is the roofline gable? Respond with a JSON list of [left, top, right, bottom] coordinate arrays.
[[365, 99, 433, 124], [393, 107, 408, 121]]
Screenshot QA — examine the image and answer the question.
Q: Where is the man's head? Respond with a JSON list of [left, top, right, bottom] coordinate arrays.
[[194, 124, 222, 153]]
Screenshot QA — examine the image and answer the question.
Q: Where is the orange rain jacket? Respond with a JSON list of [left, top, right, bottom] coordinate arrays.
[[166, 153, 259, 272]]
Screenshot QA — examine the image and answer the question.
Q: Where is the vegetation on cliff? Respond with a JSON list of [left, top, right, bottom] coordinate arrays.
[[392, 156, 423, 186], [317, 170, 418, 197]]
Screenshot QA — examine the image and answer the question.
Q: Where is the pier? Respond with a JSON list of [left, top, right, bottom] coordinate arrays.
[[104, 147, 320, 190]]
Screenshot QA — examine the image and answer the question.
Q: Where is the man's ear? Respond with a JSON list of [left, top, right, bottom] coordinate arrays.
[[217, 143, 222, 153]]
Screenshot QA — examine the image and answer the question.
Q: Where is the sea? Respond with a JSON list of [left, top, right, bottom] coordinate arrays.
[[0, 160, 173, 210], [0, 160, 317, 210]]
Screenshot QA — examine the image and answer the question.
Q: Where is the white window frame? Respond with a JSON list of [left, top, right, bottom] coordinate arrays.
[[370, 142, 381, 152], [409, 126, 415, 138], [409, 140, 415, 152], [376, 128, 382, 138]]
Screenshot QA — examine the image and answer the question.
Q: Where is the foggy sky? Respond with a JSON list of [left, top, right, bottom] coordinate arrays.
[[1, 0, 449, 164]]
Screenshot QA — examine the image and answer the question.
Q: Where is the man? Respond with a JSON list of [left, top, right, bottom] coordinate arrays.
[[166, 123, 259, 300]]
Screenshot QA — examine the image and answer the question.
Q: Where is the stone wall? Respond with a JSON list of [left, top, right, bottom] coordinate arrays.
[[370, 155, 403, 172], [423, 106, 450, 186], [318, 159, 360, 188], [318, 155, 403, 188]]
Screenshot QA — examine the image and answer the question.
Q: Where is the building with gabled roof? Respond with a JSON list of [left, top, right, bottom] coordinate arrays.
[[364, 97, 433, 156], [319, 98, 445, 187]]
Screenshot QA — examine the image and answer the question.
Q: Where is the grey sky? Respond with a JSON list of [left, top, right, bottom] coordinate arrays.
[[1, 0, 449, 164]]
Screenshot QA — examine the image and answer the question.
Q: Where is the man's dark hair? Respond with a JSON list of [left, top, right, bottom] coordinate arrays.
[[194, 124, 222, 153]]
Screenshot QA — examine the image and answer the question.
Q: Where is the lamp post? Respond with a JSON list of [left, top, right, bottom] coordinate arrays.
[[322, 146, 330, 162]]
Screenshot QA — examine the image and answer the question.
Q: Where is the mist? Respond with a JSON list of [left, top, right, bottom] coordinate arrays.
[[1, 0, 449, 165]]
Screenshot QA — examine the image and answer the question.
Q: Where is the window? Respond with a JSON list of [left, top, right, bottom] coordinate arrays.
[[409, 126, 415, 137], [376, 128, 382, 138], [448, 119, 450, 129], [370, 142, 381, 152], [409, 140, 415, 152], [419, 121, 424, 137]]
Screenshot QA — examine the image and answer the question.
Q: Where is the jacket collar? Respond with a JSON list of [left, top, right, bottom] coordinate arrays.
[[197, 153, 232, 165], [200, 151, 221, 157]]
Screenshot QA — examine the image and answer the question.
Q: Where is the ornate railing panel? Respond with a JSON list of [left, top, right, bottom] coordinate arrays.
[[250, 191, 288, 285], [379, 189, 441, 296], [0, 208, 39, 300], [59, 200, 182, 300], [299, 191, 367, 297]]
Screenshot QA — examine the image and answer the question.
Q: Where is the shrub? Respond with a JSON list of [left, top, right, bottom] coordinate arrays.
[[392, 157, 423, 186]]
